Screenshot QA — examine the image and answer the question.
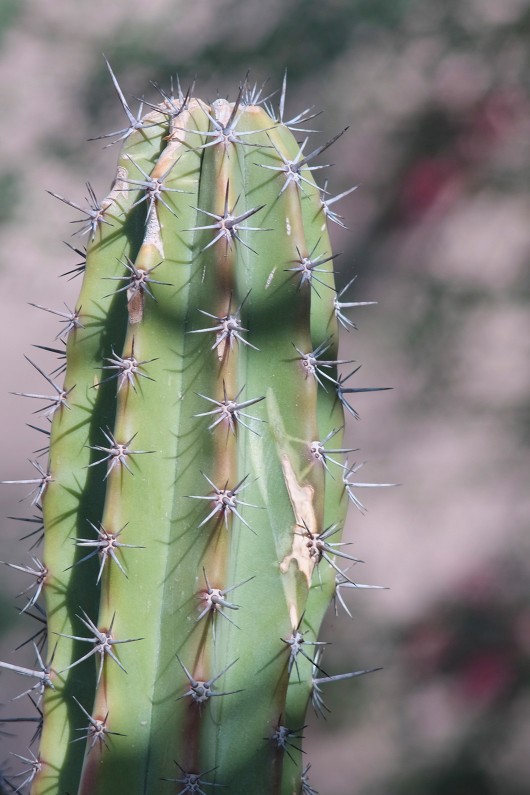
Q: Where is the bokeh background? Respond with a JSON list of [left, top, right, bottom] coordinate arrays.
[[1, 0, 530, 792]]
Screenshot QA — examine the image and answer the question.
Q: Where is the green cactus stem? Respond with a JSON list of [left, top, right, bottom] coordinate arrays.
[[0, 70, 390, 795]]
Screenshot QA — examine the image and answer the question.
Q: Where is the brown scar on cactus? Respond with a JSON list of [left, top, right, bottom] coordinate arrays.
[[279, 453, 317, 588]]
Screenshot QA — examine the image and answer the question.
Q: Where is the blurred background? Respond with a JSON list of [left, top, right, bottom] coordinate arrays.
[[1, 0, 530, 792]]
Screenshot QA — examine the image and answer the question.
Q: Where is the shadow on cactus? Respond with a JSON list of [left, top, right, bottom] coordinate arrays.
[[0, 65, 393, 795]]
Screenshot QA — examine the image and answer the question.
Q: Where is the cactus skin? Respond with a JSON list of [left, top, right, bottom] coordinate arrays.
[[0, 73, 384, 795]]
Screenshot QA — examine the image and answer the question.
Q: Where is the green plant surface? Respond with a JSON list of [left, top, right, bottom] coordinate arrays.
[[0, 72, 386, 795]]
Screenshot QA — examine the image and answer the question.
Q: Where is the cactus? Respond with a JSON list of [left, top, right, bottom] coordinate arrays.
[[0, 68, 390, 795]]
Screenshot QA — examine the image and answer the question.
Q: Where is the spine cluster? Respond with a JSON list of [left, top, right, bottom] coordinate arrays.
[[0, 71, 389, 795]]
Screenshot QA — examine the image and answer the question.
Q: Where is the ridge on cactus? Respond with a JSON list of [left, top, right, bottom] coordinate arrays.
[[0, 65, 392, 795]]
